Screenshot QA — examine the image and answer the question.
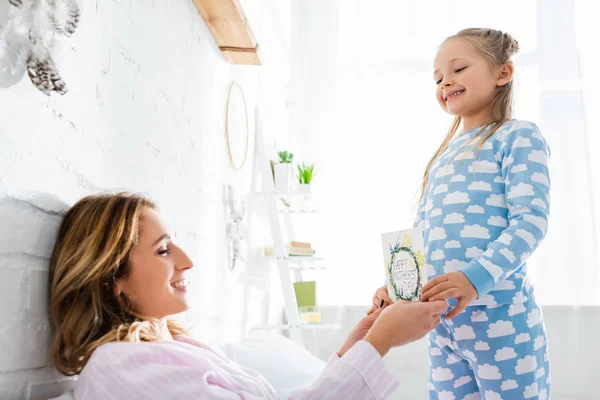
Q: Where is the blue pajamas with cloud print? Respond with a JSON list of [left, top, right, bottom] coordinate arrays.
[[413, 120, 553, 399], [428, 295, 550, 400]]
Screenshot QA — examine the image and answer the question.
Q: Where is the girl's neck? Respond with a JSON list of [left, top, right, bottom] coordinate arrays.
[[460, 108, 494, 134]]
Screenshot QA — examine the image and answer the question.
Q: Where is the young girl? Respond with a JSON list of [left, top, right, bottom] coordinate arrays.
[[369, 28, 551, 399]]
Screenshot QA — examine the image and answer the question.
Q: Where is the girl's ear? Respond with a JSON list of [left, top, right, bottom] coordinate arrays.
[[496, 63, 515, 87]]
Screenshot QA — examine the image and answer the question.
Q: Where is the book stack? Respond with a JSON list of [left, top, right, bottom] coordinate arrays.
[[263, 241, 315, 257], [288, 241, 314, 256]]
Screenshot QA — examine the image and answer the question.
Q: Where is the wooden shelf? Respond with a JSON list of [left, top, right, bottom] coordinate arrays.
[[192, 0, 261, 65], [221, 46, 261, 65]]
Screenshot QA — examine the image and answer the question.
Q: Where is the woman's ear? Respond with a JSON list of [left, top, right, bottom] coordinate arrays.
[[496, 63, 515, 87], [113, 280, 123, 298]]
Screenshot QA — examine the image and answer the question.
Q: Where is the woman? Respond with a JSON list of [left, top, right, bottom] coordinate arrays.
[[49, 192, 446, 399]]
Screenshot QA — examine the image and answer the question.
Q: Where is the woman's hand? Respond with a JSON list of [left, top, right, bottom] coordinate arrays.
[[366, 284, 394, 315], [337, 308, 382, 357], [420, 271, 478, 319], [363, 300, 447, 357]]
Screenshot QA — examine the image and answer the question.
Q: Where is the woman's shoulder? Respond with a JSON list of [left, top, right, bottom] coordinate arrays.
[[82, 338, 211, 369], [89, 340, 153, 358], [77, 341, 161, 379], [75, 340, 222, 398], [74, 342, 155, 399]]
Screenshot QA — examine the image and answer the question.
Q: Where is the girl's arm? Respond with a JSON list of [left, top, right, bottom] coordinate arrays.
[[460, 122, 551, 297]]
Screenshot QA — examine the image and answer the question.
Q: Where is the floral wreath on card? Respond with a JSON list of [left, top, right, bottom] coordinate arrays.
[[387, 234, 427, 301]]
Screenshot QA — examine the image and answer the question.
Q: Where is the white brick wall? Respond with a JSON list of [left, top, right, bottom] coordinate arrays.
[[0, 0, 289, 397]]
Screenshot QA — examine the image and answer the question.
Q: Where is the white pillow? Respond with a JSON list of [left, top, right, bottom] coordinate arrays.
[[218, 330, 326, 399]]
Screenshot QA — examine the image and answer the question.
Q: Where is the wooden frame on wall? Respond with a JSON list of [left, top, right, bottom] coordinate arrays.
[[192, 0, 261, 65]]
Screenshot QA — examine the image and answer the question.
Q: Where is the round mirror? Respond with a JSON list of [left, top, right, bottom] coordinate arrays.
[[224, 81, 249, 171]]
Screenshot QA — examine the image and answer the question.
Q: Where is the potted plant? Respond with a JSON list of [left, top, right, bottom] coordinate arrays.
[[274, 151, 294, 191], [297, 163, 315, 193]]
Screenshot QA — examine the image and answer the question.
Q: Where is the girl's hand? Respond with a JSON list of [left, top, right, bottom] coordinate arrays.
[[420, 271, 477, 319], [366, 284, 394, 315]]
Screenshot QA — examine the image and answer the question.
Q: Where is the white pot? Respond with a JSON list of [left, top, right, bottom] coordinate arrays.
[[274, 163, 291, 191], [297, 183, 312, 193]]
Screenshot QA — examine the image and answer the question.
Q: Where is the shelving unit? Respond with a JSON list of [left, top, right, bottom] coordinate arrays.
[[248, 111, 338, 347]]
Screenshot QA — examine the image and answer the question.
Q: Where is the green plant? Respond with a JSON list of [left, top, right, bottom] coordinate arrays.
[[297, 163, 316, 185], [278, 151, 294, 164]]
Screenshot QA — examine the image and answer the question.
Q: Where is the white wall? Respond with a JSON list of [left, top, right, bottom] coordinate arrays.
[[0, 0, 290, 398]]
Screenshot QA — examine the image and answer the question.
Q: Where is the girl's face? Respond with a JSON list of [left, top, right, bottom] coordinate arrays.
[[433, 38, 511, 120], [115, 208, 194, 318]]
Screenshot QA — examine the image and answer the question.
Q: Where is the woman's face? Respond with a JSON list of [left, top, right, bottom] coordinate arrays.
[[115, 208, 193, 318]]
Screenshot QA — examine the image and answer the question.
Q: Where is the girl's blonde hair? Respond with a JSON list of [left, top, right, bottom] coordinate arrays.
[[419, 28, 520, 202], [49, 192, 187, 376]]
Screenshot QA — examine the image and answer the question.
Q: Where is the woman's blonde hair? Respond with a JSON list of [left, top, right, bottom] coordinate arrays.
[[49, 192, 187, 376], [419, 28, 520, 202]]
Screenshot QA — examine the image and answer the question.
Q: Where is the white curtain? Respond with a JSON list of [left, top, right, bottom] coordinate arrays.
[[288, 0, 600, 306]]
